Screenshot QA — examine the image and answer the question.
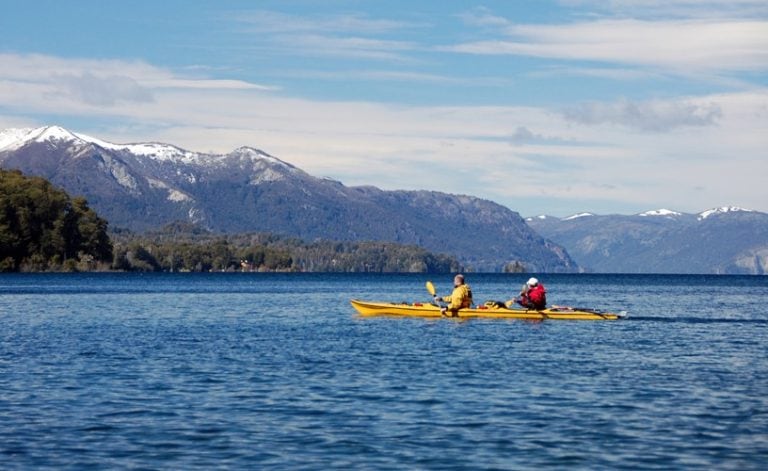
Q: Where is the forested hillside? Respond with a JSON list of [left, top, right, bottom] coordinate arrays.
[[0, 170, 462, 273], [0, 169, 112, 271], [111, 224, 461, 273]]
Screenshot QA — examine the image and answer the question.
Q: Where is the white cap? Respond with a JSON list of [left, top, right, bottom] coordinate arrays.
[[527, 277, 539, 286]]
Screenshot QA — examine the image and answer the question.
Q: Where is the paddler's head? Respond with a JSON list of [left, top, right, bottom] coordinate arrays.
[[454, 274, 465, 287]]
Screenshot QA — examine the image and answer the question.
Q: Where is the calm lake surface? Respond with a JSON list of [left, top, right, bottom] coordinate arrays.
[[1, 273, 767, 469]]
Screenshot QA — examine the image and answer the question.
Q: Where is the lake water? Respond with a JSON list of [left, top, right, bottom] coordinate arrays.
[[1, 273, 767, 469]]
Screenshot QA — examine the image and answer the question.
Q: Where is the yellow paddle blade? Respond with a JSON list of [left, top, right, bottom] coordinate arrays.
[[425, 280, 436, 296]]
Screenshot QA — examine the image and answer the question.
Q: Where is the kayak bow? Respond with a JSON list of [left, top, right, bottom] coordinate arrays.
[[350, 299, 624, 321]]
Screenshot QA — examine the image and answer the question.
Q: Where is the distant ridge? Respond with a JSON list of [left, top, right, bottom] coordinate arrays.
[[0, 125, 577, 272], [563, 212, 594, 221], [527, 208, 768, 274], [697, 206, 753, 220]]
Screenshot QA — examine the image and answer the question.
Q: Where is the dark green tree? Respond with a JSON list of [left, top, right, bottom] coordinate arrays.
[[0, 169, 113, 271]]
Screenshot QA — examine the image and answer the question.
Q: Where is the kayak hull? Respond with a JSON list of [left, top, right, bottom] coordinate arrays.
[[350, 299, 623, 321]]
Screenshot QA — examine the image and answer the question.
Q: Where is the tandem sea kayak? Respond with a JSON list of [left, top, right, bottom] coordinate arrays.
[[350, 299, 626, 321]]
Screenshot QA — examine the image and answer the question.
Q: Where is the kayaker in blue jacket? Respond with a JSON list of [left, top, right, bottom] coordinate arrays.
[[434, 274, 473, 316]]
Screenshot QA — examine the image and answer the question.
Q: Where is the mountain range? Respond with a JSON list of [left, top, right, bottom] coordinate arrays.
[[0, 126, 576, 272], [527, 208, 768, 274]]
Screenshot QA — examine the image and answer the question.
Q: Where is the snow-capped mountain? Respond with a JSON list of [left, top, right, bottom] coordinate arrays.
[[0, 125, 576, 272], [563, 212, 595, 221], [0, 125, 291, 167], [528, 208, 768, 274], [0, 125, 305, 225], [638, 208, 683, 217], [698, 206, 754, 220]]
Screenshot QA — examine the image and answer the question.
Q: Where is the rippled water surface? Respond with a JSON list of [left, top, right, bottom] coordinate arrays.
[[1, 273, 767, 469]]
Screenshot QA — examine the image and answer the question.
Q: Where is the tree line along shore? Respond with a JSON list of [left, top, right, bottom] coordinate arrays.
[[1, 169, 463, 273]]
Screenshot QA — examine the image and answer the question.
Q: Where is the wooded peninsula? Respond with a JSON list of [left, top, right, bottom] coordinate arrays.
[[1, 169, 461, 273]]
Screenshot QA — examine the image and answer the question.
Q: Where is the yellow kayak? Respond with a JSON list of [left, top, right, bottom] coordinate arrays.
[[350, 299, 625, 321]]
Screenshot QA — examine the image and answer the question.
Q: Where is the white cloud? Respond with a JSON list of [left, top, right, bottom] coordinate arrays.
[[275, 34, 418, 62], [146, 79, 276, 91], [55, 72, 154, 106], [0, 53, 274, 94], [457, 7, 513, 29], [449, 18, 768, 75], [528, 66, 659, 81], [230, 10, 420, 62], [562, 98, 723, 131], [508, 126, 576, 144], [1, 53, 767, 216]]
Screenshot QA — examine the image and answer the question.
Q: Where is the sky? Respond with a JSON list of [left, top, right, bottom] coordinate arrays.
[[1, 0, 767, 217]]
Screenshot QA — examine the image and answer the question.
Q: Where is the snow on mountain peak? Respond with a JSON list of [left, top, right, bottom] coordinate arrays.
[[45, 126, 96, 145], [563, 212, 594, 221], [1, 125, 87, 151], [0, 128, 33, 151], [698, 206, 753, 220], [79, 134, 199, 163], [117, 142, 199, 163], [32, 125, 80, 143], [1, 125, 305, 170], [0, 125, 205, 163], [638, 209, 682, 217], [233, 146, 295, 169]]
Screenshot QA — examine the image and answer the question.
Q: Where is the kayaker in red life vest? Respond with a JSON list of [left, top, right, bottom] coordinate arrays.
[[434, 274, 473, 316], [515, 277, 547, 310]]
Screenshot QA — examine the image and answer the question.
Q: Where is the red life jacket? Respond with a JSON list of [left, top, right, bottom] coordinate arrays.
[[527, 284, 547, 310]]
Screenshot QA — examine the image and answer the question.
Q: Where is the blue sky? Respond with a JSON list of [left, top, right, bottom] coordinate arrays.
[[1, 0, 767, 216]]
